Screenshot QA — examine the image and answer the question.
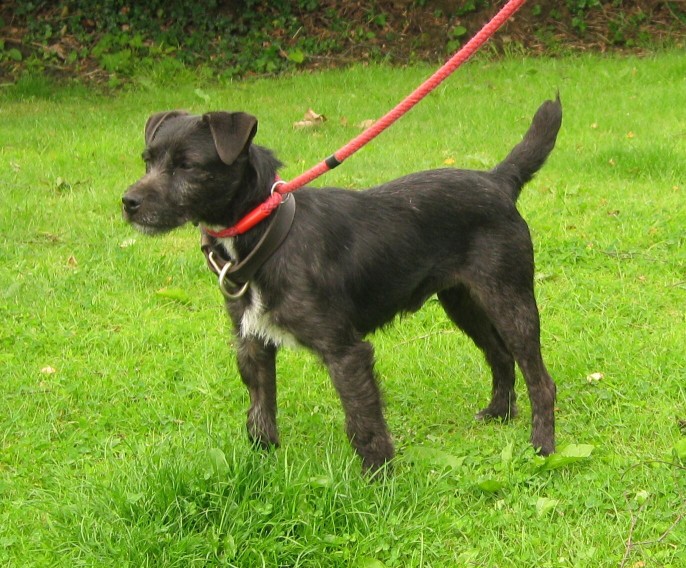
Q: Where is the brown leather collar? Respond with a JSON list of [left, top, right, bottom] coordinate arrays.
[[200, 194, 296, 295]]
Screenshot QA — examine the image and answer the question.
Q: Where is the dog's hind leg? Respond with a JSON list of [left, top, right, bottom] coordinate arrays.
[[321, 340, 394, 472], [236, 337, 280, 449], [473, 286, 556, 455], [437, 285, 518, 421]]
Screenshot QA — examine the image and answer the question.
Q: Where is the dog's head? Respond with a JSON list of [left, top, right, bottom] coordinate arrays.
[[122, 110, 258, 234]]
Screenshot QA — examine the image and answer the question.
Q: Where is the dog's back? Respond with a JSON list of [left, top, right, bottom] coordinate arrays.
[[359, 96, 562, 212]]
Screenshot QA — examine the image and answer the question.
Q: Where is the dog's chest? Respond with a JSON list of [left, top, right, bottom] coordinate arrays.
[[240, 286, 298, 347], [218, 237, 297, 348]]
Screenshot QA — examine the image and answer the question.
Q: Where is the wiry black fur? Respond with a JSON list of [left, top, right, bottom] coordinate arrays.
[[123, 98, 563, 472]]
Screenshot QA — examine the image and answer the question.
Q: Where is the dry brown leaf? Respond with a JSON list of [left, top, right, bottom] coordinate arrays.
[[293, 108, 326, 129], [356, 119, 376, 130], [586, 372, 604, 383], [304, 108, 325, 122], [46, 43, 67, 60]]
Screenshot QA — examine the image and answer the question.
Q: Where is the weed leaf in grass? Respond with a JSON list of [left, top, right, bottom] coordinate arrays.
[[194, 88, 211, 104], [251, 500, 274, 516], [673, 438, 686, 462], [501, 440, 514, 466], [355, 558, 387, 568], [403, 446, 465, 470], [477, 478, 506, 494], [538, 444, 594, 471], [475, 442, 515, 492], [536, 497, 559, 517], [222, 534, 238, 560], [206, 447, 230, 478], [308, 475, 334, 488], [155, 287, 192, 305], [125, 492, 145, 505]]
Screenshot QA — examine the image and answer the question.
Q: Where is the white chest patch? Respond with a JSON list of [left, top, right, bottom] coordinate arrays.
[[216, 235, 239, 260], [215, 237, 298, 348], [240, 285, 299, 348]]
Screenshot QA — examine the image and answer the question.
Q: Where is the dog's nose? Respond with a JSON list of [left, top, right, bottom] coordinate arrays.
[[122, 194, 142, 213]]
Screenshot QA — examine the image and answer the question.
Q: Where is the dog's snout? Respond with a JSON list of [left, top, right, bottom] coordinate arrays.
[[122, 194, 142, 213]]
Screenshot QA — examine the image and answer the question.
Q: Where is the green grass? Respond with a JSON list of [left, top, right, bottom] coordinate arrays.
[[1, 52, 685, 567]]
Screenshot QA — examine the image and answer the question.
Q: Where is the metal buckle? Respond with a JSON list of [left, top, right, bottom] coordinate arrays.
[[271, 179, 287, 196], [218, 260, 250, 300], [207, 251, 222, 275]]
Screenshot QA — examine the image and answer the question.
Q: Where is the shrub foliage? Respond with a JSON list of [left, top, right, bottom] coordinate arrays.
[[1, 0, 685, 84]]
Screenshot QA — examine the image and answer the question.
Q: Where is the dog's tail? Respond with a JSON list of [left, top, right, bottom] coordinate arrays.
[[492, 95, 562, 201]]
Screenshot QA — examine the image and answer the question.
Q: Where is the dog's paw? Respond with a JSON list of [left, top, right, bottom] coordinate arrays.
[[246, 411, 280, 450], [531, 432, 555, 457], [356, 433, 395, 475], [475, 404, 518, 422], [247, 431, 280, 451]]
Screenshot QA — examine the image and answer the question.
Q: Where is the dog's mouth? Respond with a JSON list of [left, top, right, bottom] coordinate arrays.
[[125, 216, 189, 236], [122, 206, 189, 236], [127, 220, 168, 236], [121, 191, 194, 235]]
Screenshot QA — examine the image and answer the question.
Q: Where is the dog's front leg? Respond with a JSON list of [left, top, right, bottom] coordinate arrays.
[[323, 341, 394, 472], [235, 336, 279, 449]]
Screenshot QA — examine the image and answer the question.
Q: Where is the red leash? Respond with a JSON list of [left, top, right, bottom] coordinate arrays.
[[206, 0, 527, 239]]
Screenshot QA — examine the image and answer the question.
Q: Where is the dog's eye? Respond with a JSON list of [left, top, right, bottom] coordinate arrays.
[[171, 163, 190, 177], [141, 152, 151, 172]]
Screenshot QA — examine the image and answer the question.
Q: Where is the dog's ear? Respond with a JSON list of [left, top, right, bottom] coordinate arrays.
[[144, 111, 188, 145], [203, 111, 258, 165]]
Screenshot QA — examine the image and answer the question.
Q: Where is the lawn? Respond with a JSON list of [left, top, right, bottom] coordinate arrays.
[[1, 51, 685, 567]]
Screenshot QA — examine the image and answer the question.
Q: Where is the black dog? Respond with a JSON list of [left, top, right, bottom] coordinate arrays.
[[123, 97, 562, 472]]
